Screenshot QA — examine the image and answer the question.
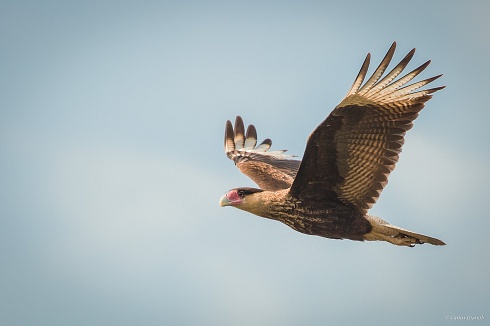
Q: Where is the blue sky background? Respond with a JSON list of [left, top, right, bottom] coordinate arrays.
[[1, 1, 489, 325]]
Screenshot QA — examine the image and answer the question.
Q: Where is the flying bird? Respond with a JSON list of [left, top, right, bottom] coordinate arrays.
[[219, 42, 445, 247]]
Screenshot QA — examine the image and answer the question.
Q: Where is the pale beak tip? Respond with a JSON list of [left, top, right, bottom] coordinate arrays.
[[219, 195, 230, 207]]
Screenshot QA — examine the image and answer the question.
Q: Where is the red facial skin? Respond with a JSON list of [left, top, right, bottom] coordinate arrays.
[[225, 189, 243, 205]]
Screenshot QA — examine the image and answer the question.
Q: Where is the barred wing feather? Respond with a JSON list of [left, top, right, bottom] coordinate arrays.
[[224, 116, 301, 191], [289, 42, 444, 214]]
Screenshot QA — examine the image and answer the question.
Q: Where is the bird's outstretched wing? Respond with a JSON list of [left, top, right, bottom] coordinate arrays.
[[225, 116, 301, 191], [289, 42, 444, 213]]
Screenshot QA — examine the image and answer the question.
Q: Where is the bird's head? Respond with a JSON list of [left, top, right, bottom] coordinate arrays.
[[219, 187, 264, 210]]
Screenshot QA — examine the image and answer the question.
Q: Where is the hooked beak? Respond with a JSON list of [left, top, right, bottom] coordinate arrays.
[[219, 195, 231, 207]]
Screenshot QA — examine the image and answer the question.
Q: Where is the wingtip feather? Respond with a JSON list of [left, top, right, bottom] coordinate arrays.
[[346, 52, 371, 97], [358, 42, 396, 95], [224, 120, 235, 155], [244, 124, 258, 149], [234, 116, 245, 150]]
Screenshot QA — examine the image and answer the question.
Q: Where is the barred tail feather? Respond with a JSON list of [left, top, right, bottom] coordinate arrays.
[[364, 215, 445, 247]]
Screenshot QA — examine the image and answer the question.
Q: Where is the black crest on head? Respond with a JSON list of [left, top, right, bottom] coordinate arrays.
[[236, 187, 264, 197]]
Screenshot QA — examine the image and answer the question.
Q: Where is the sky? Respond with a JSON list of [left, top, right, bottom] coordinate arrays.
[[1, 0, 489, 325]]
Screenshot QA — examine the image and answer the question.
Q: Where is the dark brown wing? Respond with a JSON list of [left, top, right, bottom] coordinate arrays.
[[289, 42, 444, 213], [225, 116, 301, 191]]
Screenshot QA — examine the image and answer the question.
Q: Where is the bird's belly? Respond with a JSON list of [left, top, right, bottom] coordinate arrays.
[[267, 203, 371, 241]]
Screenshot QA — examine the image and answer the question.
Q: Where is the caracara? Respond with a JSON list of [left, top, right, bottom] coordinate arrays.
[[219, 42, 445, 247]]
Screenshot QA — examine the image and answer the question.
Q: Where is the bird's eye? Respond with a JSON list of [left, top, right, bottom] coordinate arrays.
[[237, 190, 244, 197]]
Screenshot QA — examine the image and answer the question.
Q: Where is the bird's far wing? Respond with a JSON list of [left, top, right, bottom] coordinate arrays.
[[289, 42, 444, 213], [225, 116, 301, 191]]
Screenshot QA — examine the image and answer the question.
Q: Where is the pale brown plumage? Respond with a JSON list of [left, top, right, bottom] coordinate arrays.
[[224, 116, 301, 191], [220, 42, 445, 247]]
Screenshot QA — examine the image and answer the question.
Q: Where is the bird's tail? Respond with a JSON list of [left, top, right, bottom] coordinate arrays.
[[364, 214, 446, 247]]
